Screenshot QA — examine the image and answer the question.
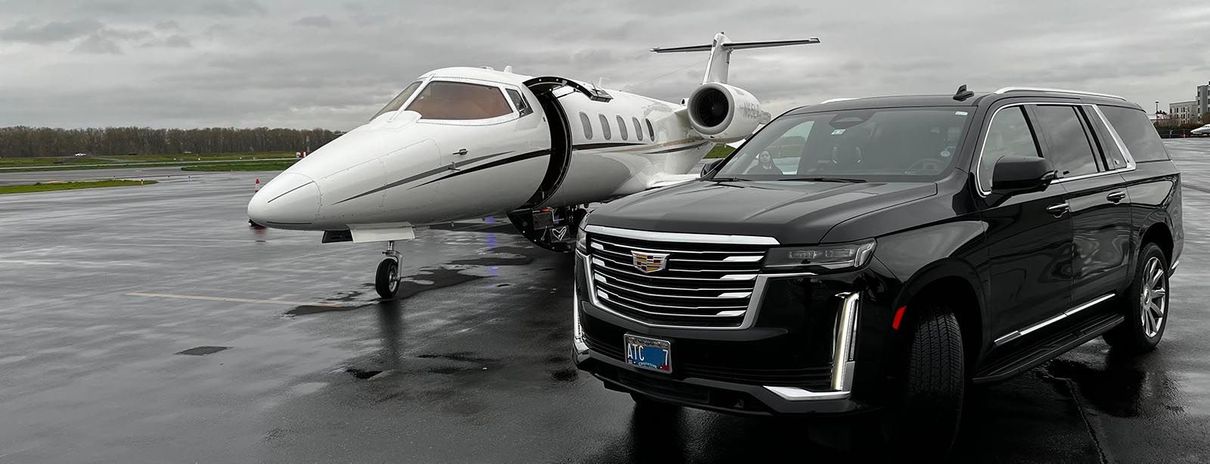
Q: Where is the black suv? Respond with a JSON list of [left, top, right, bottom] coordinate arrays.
[[571, 88, 1182, 455]]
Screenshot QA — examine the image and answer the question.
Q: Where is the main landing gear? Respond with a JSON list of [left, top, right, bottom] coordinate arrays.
[[507, 206, 587, 252], [375, 240, 402, 299]]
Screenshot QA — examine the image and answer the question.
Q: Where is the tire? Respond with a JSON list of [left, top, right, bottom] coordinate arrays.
[[375, 258, 400, 299], [887, 305, 965, 459], [1104, 242, 1169, 354]]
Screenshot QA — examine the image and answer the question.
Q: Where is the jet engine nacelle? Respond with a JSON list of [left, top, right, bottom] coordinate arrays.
[[686, 82, 771, 143]]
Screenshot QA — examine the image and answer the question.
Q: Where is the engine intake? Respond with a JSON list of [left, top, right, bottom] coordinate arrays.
[[686, 83, 770, 143]]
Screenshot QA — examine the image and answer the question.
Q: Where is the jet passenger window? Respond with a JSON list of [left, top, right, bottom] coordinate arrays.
[[646, 119, 656, 141], [599, 114, 612, 140], [579, 112, 593, 139], [506, 89, 533, 117], [1034, 105, 1099, 178], [405, 81, 512, 120], [616, 116, 628, 141], [979, 106, 1041, 193], [633, 117, 643, 141]]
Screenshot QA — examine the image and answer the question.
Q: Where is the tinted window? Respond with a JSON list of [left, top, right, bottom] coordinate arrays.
[[980, 106, 1041, 192], [616, 116, 628, 140], [632, 117, 644, 141], [506, 89, 532, 117], [406, 81, 512, 120], [579, 112, 593, 140], [646, 119, 655, 141], [1101, 106, 1170, 162], [1034, 105, 1099, 178], [599, 114, 612, 140], [715, 107, 971, 181], [371, 81, 422, 121], [1084, 108, 1128, 170]]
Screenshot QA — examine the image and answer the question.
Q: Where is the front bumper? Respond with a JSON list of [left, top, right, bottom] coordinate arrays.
[[573, 251, 877, 416]]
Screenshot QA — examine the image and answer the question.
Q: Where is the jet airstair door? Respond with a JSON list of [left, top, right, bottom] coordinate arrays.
[[425, 84, 551, 221]]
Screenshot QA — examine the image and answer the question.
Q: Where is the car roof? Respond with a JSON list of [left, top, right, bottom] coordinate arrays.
[[790, 88, 1142, 115]]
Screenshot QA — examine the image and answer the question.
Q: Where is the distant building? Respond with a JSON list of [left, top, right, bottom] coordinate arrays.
[[1170, 100, 1198, 123], [1199, 83, 1209, 119]]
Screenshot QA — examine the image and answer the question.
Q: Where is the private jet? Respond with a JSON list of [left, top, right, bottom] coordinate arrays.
[[1193, 124, 1210, 136], [247, 33, 820, 298]]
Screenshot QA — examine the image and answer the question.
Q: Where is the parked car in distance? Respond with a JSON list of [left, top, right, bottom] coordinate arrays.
[[571, 87, 1182, 458]]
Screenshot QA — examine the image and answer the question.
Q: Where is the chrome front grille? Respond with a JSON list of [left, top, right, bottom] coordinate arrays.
[[585, 228, 773, 328]]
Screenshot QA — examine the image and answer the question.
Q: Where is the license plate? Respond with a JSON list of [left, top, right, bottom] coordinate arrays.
[[625, 334, 672, 373]]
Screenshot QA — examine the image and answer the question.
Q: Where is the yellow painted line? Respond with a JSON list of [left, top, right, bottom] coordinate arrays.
[[126, 292, 342, 307]]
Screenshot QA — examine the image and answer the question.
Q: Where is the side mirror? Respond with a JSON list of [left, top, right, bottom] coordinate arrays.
[[991, 156, 1056, 195], [701, 159, 722, 178]]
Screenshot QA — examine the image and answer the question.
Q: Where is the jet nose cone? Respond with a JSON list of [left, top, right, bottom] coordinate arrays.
[[247, 173, 321, 228]]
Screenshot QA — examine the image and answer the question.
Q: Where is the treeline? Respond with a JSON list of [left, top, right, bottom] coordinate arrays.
[[0, 127, 344, 157]]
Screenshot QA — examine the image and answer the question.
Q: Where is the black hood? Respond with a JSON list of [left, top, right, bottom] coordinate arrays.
[[588, 179, 938, 245]]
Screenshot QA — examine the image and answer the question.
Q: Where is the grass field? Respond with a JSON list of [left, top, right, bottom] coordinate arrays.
[[0, 152, 295, 171], [705, 144, 735, 159], [180, 160, 297, 172], [0, 179, 158, 195]]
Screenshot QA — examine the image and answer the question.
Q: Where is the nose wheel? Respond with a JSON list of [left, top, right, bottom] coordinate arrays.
[[375, 241, 402, 299]]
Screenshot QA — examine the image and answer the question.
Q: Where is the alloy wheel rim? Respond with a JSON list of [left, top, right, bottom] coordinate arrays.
[[1140, 256, 1167, 338], [388, 265, 399, 292]]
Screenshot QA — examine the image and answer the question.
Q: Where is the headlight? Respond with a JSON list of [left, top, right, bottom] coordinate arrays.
[[763, 240, 876, 272]]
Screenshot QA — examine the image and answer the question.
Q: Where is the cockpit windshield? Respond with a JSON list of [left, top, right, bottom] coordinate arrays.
[[713, 107, 972, 182], [370, 81, 423, 121], [405, 81, 512, 120]]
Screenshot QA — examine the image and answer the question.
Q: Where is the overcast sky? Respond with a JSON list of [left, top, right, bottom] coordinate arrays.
[[1, 0, 1208, 130]]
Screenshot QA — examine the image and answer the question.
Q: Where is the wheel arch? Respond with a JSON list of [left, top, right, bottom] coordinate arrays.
[[1140, 220, 1174, 264], [892, 259, 987, 367]]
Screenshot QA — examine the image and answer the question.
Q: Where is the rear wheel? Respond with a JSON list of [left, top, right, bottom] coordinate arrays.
[[887, 304, 965, 458], [1104, 242, 1168, 354]]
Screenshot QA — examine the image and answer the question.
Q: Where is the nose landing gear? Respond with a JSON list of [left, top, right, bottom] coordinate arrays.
[[375, 240, 402, 299]]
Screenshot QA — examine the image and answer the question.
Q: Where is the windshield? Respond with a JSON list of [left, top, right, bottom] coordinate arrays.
[[713, 107, 972, 182], [370, 81, 423, 121]]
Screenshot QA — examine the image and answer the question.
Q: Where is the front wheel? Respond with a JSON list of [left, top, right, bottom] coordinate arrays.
[[375, 258, 400, 299], [1104, 242, 1169, 354], [886, 304, 965, 459]]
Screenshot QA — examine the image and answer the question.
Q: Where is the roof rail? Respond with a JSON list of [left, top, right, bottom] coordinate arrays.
[[993, 87, 1126, 101], [820, 97, 858, 104]]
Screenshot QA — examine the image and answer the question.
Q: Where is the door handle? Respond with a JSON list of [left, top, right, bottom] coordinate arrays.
[[1046, 202, 1070, 217], [452, 148, 468, 156], [1106, 191, 1127, 203]]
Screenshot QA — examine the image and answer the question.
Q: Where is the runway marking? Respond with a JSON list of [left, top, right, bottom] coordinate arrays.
[[126, 292, 343, 307]]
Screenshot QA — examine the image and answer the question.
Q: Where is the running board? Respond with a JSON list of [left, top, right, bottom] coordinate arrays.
[[972, 312, 1124, 384]]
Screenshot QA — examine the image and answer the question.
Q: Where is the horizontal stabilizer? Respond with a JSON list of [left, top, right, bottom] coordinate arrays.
[[652, 33, 819, 84]]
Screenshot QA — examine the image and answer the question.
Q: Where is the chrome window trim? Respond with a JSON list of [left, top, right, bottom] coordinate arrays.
[[974, 102, 1137, 197], [992, 87, 1126, 101], [993, 292, 1116, 346], [584, 225, 780, 245]]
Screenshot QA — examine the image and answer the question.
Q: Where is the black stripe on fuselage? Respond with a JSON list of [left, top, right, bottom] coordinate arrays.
[[334, 150, 514, 204], [645, 141, 710, 154], [410, 149, 552, 189]]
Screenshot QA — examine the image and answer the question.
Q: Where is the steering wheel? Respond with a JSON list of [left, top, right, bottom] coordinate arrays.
[[905, 158, 944, 174]]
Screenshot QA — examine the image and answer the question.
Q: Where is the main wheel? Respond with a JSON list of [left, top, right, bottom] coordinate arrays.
[[1104, 242, 1169, 354], [887, 304, 965, 459], [375, 258, 400, 299]]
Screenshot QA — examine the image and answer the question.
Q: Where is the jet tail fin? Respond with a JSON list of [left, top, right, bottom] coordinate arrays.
[[652, 33, 819, 84]]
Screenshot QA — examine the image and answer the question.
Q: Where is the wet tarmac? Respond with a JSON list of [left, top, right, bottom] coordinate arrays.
[[1, 140, 1208, 463]]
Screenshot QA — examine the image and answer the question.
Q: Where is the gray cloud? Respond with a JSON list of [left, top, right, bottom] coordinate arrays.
[[294, 15, 333, 28], [0, 19, 102, 43], [0, 0, 1207, 129]]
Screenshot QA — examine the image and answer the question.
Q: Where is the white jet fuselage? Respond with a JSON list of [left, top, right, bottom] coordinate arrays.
[[247, 67, 709, 232]]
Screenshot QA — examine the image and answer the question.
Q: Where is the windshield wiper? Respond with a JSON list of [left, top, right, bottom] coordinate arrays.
[[709, 177, 750, 182], [777, 177, 867, 183]]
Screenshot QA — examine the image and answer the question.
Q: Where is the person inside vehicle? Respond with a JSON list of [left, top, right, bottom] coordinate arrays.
[[746, 151, 783, 175]]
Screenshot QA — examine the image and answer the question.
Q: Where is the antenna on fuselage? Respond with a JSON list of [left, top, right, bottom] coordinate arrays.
[[651, 32, 820, 84]]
